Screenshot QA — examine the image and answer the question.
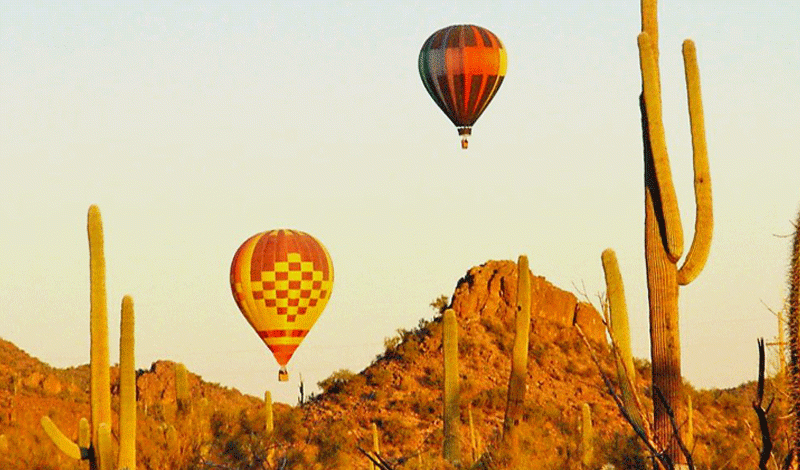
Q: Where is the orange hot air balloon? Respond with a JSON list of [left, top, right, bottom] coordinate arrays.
[[230, 230, 333, 382], [419, 24, 507, 149]]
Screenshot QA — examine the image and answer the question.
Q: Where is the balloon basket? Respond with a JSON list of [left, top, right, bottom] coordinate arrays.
[[458, 127, 471, 150], [278, 367, 288, 382]]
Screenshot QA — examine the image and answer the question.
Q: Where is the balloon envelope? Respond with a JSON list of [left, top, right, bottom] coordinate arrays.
[[419, 24, 507, 148], [230, 230, 333, 381]]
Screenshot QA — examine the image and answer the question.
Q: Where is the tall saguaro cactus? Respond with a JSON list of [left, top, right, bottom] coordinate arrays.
[[175, 362, 190, 415], [638, 0, 713, 466], [40, 205, 137, 470], [786, 208, 800, 470], [503, 255, 531, 440], [443, 308, 461, 465]]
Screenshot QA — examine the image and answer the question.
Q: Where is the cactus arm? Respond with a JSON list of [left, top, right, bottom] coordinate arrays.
[[88, 205, 112, 449], [40, 416, 83, 460], [677, 39, 713, 286], [601, 249, 634, 377], [504, 255, 531, 436], [78, 418, 90, 456], [442, 308, 461, 464], [97, 422, 113, 470], [601, 249, 645, 433], [638, 32, 684, 262], [641, 0, 659, 70], [118, 295, 136, 470]]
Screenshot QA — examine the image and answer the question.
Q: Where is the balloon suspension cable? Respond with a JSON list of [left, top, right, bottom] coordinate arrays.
[[278, 366, 288, 382], [458, 127, 471, 150]]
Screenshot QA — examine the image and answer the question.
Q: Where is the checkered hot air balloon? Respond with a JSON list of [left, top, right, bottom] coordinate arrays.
[[230, 230, 333, 382], [419, 24, 507, 149]]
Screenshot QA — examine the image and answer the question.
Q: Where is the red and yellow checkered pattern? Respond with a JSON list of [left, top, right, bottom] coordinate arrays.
[[231, 230, 333, 368]]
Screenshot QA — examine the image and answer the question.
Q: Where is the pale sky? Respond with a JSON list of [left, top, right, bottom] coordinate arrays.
[[2, 1, 799, 405]]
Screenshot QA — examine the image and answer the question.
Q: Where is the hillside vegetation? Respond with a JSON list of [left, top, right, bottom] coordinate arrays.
[[0, 260, 789, 469]]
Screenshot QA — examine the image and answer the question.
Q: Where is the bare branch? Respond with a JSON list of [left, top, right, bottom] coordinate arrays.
[[753, 338, 774, 470]]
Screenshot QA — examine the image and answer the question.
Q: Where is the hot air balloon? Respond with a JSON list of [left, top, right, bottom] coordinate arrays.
[[230, 230, 333, 382], [419, 24, 507, 149]]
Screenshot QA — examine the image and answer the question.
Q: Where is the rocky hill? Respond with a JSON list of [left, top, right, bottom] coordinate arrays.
[[0, 260, 788, 469]]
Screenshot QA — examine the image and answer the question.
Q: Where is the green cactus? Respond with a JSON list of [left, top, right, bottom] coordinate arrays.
[[175, 362, 190, 415], [166, 424, 179, 454], [787, 207, 800, 470], [638, 0, 712, 465], [468, 404, 479, 464], [442, 308, 461, 465], [40, 205, 138, 470], [686, 394, 694, 451], [265, 391, 274, 434], [371, 422, 381, 470], [580, 403, 595, 468], [118, 296, 136, 469], [503, 255, 531, 441], [602, 249, 644, 432]]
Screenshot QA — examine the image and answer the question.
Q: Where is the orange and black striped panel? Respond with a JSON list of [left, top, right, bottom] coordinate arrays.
[[230, 230, 333, 366], [419, 24, 507, 129]]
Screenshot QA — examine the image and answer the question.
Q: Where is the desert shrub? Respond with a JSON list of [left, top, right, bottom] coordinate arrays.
[[430, 295, 449, 313], [597, 431, 648, 470], [211, 409, 235, 439], [471, 386, 506, 411], [275, 407, 306, 444], [317, 369, 356, 395], [410, 394, 438, 421], [397, 337, 422, 364], [416, 366, 443, 389], [311, 420, 351, 466], [380, 416, 414, 447], [460, 332, 476, 355]]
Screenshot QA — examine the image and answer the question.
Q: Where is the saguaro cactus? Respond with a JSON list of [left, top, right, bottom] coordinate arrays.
[[638, 0, 712, 466], [265, 391, 274, 434], [40, 205, 137, 470], [468, 405, 479, 463], [371, 422, 381, 470], [503, 255, 531, 442], [580, 403, 595, 468], [786, 207, 800, 470], [443, 308, 461, 465], [175, 362, 190, 415]]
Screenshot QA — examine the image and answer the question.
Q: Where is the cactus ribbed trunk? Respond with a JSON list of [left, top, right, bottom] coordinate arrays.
[[787, 209, 800, 470], [118, 296, 136, 469], [638, 2, 711, 467], [443, 308, 461, 465], [88, 205, 111, 461], [644, 173, 685, 463], [503, 255, 530, 440]]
